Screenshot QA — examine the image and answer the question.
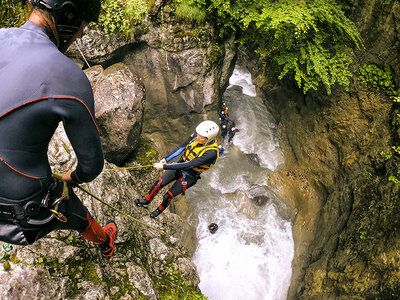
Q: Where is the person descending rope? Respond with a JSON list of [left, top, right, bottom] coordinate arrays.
[[0, 0, 117, 257], [228, 122, 240, 143], [219, 102, 229, 124], [135, 120, 220, 218]]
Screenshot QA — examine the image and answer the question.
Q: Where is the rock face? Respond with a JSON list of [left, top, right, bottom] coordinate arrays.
[[85, 63, 145, 165], [0, 2, 238, 298], [0, 124, 200, 299], [68, 1, 236, 153], [245, 0, 400, 298]]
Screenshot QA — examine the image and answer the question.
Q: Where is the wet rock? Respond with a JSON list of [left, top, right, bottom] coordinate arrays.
[[85, 63, 145, 165], [68, 2, 237, 154], [248, 0, 400, 297], [0, 124, 200, 299]]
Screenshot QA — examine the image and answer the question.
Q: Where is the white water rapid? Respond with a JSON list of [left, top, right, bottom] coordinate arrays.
[[186, 66, 295, 300]]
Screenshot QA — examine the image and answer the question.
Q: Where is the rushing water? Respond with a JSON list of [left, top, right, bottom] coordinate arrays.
[[186, 66, 295, 300]]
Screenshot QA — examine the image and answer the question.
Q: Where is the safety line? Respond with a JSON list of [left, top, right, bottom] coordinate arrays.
[[52, 173, 170, 237], [102, 164, 154, 172]]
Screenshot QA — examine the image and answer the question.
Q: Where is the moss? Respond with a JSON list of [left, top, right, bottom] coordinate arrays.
[[3, 261, 11, 271], [105, 274, 142, 300], [64, 256, 104, 298], [208, 43, 223, 65], [9, 253, 21, 264], [173, 26, 197, 38], [153, 265, 207, 300], [358, 64, 398, 99], [131, 137, 158, 166]]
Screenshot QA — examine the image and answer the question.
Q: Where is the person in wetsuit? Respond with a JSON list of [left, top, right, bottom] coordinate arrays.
[[0, 0, 118, 257], [135, 120, 220, 218]]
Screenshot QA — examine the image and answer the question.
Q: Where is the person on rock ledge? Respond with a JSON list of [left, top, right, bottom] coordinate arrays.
[[0, 0, 118, 257], [135, 120, 220, 218]]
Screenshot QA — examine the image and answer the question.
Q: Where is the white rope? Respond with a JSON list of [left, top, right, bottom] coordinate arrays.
[[74, 40, 91, 68]]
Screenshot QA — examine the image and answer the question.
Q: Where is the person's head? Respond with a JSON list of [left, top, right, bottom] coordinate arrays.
[[29, 0, 101, 52], [196, 120, 219, 144]]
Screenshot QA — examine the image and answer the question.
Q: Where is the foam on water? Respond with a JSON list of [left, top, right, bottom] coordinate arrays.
[[187, 65, 294, 300]]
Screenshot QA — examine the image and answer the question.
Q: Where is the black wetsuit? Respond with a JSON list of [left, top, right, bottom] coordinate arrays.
[[145, 133, 218, 211], [0, 21, 104, 245]]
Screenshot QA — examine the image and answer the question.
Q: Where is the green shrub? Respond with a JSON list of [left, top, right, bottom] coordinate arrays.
[[0, 0, 30, 28], [187, 0, 364, 94], [358, 64, 397, 99], [97, 0, 148, 36], [175, 0, 206, 24]]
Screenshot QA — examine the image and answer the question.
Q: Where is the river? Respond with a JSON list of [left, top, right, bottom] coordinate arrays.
[[186, 66, 295, 300]]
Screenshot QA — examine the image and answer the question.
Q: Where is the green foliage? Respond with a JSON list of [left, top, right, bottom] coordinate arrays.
[[97, 0, 148, 36], [380, 146, 400, 183], [125, 0, 150, 24], [0, 0, 30, 28], [132, 137, 158, 166], [186, 0, 363, 94], [175, 0, 206, 24], [208, 43, 223, 64], [3, 261, 11, 271], [156, 266, 207, 299], [358, 64, 398, 99], [388, 171, 400, 183]]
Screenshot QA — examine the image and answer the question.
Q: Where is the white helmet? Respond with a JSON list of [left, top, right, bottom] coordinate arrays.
[[196, 120, 219, 142]]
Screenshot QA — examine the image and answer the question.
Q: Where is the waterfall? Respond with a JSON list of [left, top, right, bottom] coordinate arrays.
[[186, 66, 294, 300]]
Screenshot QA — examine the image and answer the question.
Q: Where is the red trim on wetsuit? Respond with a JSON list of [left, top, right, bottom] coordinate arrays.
[[0, 96, 99, 133], [0, 96, 100, 180], [0, 97, 49, 118], [178, 177, 188, 195], [0, 156, 39, 179], [146, 178, 162, 201], [159, 191, 174, 211], [54, 97, 99, 133]]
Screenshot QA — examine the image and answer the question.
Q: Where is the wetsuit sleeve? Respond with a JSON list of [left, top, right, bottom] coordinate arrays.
[[55, 99, 104, 183], [164, 132, 196, 162], [163, 149, 217, 171]]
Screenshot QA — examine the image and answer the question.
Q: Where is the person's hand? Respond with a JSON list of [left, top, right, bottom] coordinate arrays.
[[60, 170, 79, 187], [159, 159, 166, 164], [154, 162, 164, 170], [61, 170, 73, 183]]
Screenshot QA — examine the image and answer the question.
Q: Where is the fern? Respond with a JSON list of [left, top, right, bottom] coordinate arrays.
[[190, 0, 364, 94]]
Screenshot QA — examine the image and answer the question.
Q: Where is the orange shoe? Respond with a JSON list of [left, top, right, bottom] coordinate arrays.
[[99, 220, 118, 258]]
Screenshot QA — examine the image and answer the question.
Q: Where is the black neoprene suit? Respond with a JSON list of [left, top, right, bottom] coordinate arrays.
[[0, 21, 104, 245], [146, 133, 218, 210]]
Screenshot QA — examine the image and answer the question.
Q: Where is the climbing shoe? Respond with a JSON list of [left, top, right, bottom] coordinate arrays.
[[135, 198, 150, 207], [99, 220, 118, 258], [150, 208, 162, 218]]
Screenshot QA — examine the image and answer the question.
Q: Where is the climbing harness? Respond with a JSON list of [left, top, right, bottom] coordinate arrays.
[[0, 243, 12, 260], [52, 173, 170, 237], [27, 179, 69, 225]]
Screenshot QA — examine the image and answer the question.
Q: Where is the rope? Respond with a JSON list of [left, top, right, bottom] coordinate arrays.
[[74, 40, 91, 68], [0, 243, 13, 260], [52, 173, 170, 237], [77, 185, 170, 236], [102, 164, 154, 172]]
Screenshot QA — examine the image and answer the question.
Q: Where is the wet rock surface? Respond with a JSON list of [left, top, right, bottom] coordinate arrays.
[[85, 63, 145, 165], [247, 0, 400, 298], [0, 125, 199, 299]]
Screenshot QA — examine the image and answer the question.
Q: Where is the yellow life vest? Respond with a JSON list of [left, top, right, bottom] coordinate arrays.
[[182, 138, 219, 173]]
